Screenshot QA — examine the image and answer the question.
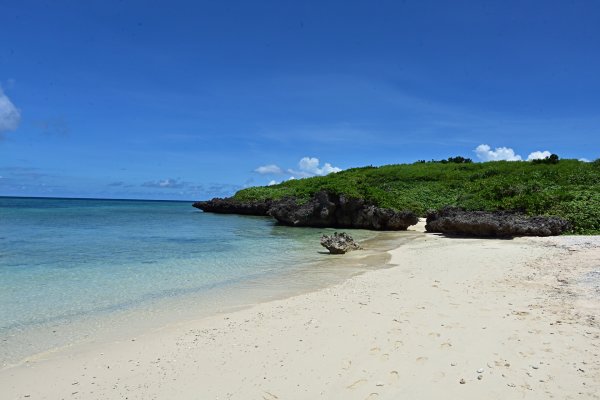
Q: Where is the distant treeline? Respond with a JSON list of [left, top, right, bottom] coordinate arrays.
[[415, 156, 473, 164], [416, 154, 561, 165]]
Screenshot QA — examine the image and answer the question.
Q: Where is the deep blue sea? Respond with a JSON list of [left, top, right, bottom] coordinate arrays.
[[0, 197, 405, 365]]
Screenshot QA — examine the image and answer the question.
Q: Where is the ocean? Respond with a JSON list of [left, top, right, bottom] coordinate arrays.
[[0, 197, 412, 366]]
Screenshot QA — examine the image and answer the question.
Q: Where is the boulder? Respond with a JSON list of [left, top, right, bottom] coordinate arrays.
[[320, 232, 362, 254], [268, 191, 418, 230], [425, 207, 571, 237]]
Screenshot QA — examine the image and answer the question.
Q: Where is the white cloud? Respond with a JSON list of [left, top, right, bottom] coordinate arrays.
[[0, 88, 21, 134], [579, 158, 591, 162], [474, 144, 522, 161], [257, 157, 342, 183], [294, 157, 342, 176], [527, 150, 552, 161], [299, 157, 320, 173], [254, 164, 283, 175]]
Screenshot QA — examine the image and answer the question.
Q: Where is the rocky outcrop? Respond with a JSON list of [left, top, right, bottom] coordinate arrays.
[[320, 232, 362, 254], [268, 191, 418, 230], [192, 198, 273, 216], [194, 191, 418, 231], [425, 207, 571, 237]]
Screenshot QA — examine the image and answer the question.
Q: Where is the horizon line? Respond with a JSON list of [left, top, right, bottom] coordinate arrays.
[[0, 195, 195, 203]]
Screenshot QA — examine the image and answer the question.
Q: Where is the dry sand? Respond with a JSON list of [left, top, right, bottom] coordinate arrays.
[[1, 221, 599, 399]]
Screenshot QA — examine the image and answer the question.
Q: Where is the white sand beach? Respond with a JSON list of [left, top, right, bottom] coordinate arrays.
[[1, 221, 599, 399]]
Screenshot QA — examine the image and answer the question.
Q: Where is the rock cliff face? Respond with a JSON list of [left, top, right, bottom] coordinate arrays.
[[193, 191, 418, 231], [192, 198, 273, 216], [268, 191, 418, 230], [425, 207, 571, 237]]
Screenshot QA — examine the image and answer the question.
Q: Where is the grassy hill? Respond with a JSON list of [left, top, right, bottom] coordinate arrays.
[[233, 159, 600, 234]]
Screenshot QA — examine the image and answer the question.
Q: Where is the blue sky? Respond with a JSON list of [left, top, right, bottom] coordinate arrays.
[[1, 1, 599, 200]]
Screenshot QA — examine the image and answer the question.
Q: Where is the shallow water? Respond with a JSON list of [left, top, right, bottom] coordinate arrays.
[[0, 197, 417, 366]]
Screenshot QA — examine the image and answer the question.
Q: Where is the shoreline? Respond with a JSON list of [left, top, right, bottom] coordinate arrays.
[[0, 227, 417, 369], [1, 224, 599, 398]]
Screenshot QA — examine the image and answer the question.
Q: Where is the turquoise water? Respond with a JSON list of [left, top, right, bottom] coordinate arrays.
[[0, 197, 390, 365]]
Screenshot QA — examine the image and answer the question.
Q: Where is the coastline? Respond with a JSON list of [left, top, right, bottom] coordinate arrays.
[[0, 225, 416, 368], [1, 222, 599, 399]]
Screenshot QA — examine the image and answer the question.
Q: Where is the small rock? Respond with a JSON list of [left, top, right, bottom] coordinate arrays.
[[375, 382, 384, 387], [477, 368, 484, 373], [459, 378, 466, 384], [320, 232, 362, 254], [531, 365, 539, 370], [477, 375, 483, 380], [450, 362, 457, 367]]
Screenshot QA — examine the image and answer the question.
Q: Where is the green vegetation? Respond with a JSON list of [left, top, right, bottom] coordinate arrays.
[[234, 159, 600, 234]]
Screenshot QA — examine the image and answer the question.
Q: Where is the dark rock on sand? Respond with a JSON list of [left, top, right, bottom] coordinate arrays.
[[268, 191, 418, 230], [192, 198, 273, 216], [320, 232, 362, 254], [425, 207, 571, 237]]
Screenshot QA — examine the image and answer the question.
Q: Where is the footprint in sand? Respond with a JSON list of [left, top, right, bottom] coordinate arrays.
[[432, 371, 446, 382], [347, 379, 368, 389], [262, 391, 279, 400], [429, 332, 441, 338], [416, 356, 428, 364], [369, 347, 381, 355], [365, 393, 379, 400], [513, 311, 530, 319], [388, 370, 399, 384], [342, 360, 352, 370]]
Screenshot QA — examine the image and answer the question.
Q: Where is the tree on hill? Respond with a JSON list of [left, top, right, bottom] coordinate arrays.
[[532, 154, 560, 164]]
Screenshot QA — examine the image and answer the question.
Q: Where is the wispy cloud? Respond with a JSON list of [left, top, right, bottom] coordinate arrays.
[[254, 164, 283, 175], [248, 74, 600, 157], [0, 166, 47, 179], [0, 87, 21, 136], [141, 178, 187, 189]]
